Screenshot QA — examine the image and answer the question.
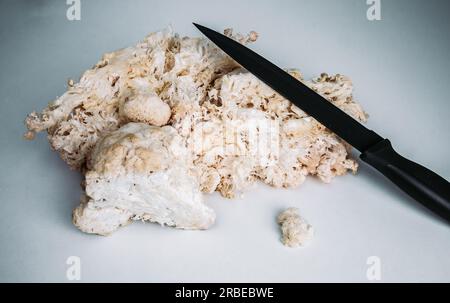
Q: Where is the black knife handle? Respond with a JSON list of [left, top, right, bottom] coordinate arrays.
[[360, 139, 450, 223]]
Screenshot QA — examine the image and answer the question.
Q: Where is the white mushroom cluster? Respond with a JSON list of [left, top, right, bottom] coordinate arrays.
[[25, 27, 368, 235], [73, 123, 214, 235]]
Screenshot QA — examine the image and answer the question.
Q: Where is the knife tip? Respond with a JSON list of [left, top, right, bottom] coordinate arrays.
[[192, 22, 206, 32]]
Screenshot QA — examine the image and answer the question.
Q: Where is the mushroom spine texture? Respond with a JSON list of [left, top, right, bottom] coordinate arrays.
[[25, 27, 368, 234], [73, 123, 215, 235]]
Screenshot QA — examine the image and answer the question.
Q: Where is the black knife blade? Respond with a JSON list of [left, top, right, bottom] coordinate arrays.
[[194, 23, 450, 223]]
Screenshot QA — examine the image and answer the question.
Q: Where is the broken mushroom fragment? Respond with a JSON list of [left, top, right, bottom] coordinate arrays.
[[73, 123, 215, 235], [277, 207, 314, 247]]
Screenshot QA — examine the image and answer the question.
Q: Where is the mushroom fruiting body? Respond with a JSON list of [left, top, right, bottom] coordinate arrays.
[[25, 27, 368, 235]]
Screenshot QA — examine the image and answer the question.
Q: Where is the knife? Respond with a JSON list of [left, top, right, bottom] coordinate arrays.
[[193, 23, 450, 223]]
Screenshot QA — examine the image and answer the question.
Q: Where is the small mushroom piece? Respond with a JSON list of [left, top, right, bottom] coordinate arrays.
[[277, 207, 313, 247]]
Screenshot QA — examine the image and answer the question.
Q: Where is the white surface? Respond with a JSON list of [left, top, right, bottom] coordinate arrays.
[[0, 0, 449, 282]]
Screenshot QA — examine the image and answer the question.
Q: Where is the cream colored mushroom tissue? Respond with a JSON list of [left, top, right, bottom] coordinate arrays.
[[73, 123, 215, 235], [277, 207, 314, 247], [25, 27, 368, 235]]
